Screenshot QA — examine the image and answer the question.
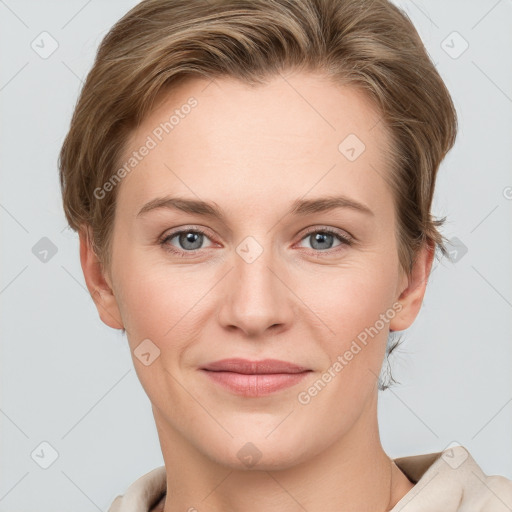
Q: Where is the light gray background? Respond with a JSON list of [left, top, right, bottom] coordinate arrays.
[[1, 0, 511, 510]]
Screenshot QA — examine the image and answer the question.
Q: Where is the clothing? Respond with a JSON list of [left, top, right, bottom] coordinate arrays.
[[107, 445, 512, 511]]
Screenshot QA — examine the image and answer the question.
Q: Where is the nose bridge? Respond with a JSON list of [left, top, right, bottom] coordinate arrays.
[[218, 234, 292, 335]]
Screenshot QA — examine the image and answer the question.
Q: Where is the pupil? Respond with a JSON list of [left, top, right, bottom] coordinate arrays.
[[312, 232, 332, 250], [180, 232, 201, 250]]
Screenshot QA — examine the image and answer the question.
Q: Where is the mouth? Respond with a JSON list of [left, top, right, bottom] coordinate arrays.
[[201, 358, 310, 374], [200, 358, 312, 397]]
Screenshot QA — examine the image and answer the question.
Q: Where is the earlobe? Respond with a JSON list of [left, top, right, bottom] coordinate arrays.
[[78, 225, 124, 330], [389, 240, 435, 332]]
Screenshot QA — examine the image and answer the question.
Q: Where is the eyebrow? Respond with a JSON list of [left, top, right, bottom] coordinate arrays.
[[136, 194, 374, 220]]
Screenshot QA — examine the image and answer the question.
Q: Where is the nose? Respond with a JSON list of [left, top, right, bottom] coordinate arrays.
[[217, 239, 295, 338]]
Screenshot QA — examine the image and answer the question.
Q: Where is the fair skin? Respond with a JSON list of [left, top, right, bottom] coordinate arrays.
[[80, 71, 433, 511]]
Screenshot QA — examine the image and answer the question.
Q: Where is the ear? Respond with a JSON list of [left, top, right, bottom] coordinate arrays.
[[389, 240, 435, 332], [78, 225, 124, 330]]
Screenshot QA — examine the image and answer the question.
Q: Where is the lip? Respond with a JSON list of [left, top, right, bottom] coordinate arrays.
[[201, 358, 310, 374], [200, 358, 312, 397]]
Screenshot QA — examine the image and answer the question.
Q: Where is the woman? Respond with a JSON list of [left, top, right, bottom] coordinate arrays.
[[58, 0, 512, 510]]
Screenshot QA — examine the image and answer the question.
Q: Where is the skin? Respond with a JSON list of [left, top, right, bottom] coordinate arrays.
[[80, 71, 434, 512]]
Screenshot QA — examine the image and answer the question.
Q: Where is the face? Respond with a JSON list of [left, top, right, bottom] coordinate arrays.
[[82, 71, 430, 470]]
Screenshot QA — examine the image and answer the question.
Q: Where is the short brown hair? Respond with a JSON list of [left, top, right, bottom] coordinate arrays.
[[59, 0, 457, 277]]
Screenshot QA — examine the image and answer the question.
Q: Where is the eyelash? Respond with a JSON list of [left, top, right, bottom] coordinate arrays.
[[159, 226, 353, 258]]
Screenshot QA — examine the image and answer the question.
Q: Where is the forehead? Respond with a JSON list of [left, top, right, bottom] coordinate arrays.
[[116, 71, 392, 217], [133, 71, 386, 149]]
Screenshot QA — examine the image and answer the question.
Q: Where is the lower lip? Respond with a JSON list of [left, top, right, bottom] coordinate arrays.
[[201, 370, 311, 397]]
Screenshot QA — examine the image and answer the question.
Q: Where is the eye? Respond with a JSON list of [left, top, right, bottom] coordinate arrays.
[[296, 227, 353, 255], [159, 225, 353, 258], [159, 227, 214, 256]]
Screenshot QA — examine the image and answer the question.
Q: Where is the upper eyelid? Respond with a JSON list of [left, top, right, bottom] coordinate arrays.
[[300, 226, 353, 241], [162, 226, 215, 243]]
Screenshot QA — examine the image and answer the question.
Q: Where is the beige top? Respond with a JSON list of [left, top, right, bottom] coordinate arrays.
[[108, 445, 512, 511]]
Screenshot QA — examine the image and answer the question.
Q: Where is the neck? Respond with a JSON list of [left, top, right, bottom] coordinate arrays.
[[154, 392, 414, 512]]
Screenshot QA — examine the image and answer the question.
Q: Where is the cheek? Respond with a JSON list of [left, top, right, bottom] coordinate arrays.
[[119, 269, 191, 338], [296, 257, 399, 404], [301, 260, 399, 342], [113, 248, 214, 364], [293, 264, 398, 420], [113, 261, 201, 403]]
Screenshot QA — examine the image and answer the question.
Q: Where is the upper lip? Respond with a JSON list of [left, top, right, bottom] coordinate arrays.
[[201, 358, 310, 374]]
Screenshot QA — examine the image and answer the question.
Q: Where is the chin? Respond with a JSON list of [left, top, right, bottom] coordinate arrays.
[[202, 432, 313, 472]]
